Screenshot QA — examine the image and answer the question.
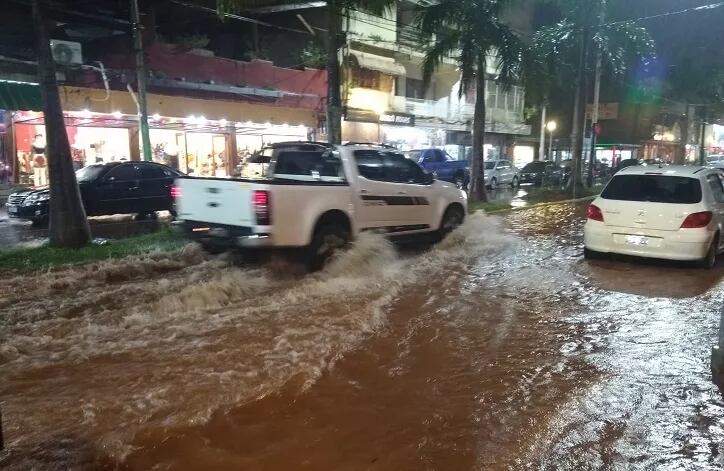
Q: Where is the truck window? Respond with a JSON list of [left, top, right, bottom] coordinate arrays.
[[274, 150, 346, 182], [355, 150, 386, 181], [384, 153, 427, 184]]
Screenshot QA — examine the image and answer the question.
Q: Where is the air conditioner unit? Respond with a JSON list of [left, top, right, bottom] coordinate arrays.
[[50, 40, 83, 65]]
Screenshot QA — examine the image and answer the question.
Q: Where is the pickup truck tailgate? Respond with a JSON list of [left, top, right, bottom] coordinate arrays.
[[176, 178, 256, 226]]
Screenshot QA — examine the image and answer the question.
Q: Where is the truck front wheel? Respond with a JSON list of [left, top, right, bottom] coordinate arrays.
[[308, 224, 351, 271]]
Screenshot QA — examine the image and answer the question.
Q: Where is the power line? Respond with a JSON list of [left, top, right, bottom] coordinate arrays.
[[602, 1, 724, 28]]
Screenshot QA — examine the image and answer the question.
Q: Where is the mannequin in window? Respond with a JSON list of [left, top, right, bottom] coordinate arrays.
[[31, 133, 48, 187]]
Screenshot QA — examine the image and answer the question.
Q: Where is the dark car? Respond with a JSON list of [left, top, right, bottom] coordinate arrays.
[[404, 148, 470, 189], [5, 161, 183, 226], [519, 160, 563, 186]]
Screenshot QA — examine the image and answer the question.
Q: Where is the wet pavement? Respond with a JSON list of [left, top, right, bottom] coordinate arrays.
[[1, 202, 724, 470], [0, 208, 172, 250]]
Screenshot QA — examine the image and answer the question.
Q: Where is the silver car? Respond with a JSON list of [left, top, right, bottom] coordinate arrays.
[[483, 160, 520, 189]]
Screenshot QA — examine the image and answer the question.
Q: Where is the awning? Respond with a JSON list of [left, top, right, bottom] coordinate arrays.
[[0, 80, 42, 111], [349, 52, 406, 76]]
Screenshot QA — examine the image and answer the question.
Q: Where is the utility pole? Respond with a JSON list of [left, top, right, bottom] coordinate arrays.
[[130, 0, 152, 161], [538, 104, 547, 162], [588, 53, 602, 187]]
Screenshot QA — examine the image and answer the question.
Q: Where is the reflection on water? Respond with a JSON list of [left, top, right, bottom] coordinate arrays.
[[2, 203, 724, 470]]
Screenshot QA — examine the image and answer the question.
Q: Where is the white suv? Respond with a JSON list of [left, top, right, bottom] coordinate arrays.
[[584, 165, 724, 268]]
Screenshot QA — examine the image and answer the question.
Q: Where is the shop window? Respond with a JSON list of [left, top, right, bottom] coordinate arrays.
[[352, 67, 382, 90]]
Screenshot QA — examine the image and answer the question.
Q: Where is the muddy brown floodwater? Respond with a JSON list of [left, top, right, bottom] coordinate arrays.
[[2, 202, 724, 470]]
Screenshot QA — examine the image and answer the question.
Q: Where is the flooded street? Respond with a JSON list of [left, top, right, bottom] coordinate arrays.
[[2, 202, 724, 470]]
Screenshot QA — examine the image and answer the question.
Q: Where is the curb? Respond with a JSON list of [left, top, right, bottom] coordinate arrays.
[[476, 195, 597, 215]]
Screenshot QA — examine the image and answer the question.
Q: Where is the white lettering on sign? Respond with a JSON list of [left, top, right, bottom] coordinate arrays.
[[380, 113, 414, 125]]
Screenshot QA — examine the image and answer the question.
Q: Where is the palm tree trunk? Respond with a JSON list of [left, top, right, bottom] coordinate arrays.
[[470, 54, 488, 203], [326, 2, 343, 144], [33, 0, 91, 247], [569, 27, 589, 194]]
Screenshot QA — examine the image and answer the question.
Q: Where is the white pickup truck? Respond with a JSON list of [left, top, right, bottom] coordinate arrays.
[[173, 143, 467, 268]]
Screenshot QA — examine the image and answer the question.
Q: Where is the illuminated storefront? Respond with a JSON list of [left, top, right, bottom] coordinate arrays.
[[8, 86, 317, 184]]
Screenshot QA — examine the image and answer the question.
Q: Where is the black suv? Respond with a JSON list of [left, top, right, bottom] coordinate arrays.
[[6, 161, 183, 226]]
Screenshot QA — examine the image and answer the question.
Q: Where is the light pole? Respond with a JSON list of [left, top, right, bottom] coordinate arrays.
[[546, 120, 557, 161]]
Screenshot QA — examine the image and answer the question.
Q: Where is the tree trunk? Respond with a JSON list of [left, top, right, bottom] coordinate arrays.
[[326, 3, 343, 144], [569, 27, 588, 194], [470, 54, 488, 203], [33, 0, 91, 248], [676, 105, 689, 164]]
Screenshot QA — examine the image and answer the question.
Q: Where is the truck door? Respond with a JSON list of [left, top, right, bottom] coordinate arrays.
[[352, 149, 417, 230]]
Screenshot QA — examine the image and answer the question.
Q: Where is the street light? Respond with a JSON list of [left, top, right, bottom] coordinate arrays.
[[546, 121, 557, 161]]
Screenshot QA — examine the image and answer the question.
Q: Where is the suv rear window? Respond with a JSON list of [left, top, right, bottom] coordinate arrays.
[[273, 150, 345, 182], [601, 175, 702, 204]]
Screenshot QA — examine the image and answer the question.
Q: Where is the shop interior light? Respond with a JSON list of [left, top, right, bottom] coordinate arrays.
[[246, 121, 254, 127], [81, 109, 92, 118], [219, 118, 228, 127], [264, 122, 271, 128], [282, 122, 289, 127], [152, 113, 161, 121], [198, 116, 207, 125], [112, 111, 122, 119]]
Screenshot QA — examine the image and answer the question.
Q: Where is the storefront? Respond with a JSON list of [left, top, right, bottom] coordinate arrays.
[[6, 86, 317, 184]]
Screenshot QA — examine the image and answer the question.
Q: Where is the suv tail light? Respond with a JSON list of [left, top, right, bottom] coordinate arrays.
[[252, 190, 271, 225], [680, 211, 712, 229], [170, 185, 182, 199], [587, 204, 604, 222]]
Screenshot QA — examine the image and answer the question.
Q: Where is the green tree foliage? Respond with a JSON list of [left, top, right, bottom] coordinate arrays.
[[418, 0, 526, 202]]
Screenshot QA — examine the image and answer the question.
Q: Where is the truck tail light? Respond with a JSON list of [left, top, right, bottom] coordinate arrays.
[[587, 204, 604, 222], [252, 190, 271, 225], [170, 185, 182, 199], [680, 211, 712, 229]]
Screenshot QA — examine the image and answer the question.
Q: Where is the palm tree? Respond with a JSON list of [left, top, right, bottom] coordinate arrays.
[[534, 0, 654, 190], [218, 0, 394, 144], [32, 0, 91, 247], [418, 0, 526, 203]]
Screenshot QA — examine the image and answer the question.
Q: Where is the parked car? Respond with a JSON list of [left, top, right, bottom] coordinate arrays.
[[707, 155, 724, 165], [404, 148, 470, 189], [584, 165, 724, 268], [706, 155, 724, 170], [174, 143, 467, 268], [519, 160, 564, 186], [483, 159, 519, 189], [5, 161, 183, 226]]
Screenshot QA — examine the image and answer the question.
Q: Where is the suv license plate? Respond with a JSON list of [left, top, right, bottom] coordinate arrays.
[[7, 206, 17, 215], [625, 235, 649, 246]]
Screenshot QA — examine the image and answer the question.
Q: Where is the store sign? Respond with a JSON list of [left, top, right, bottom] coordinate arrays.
[[344, 108, 415, 127], [379, 113, 415, 126]]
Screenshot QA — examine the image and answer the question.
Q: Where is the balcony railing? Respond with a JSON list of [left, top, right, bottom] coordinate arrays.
[[391, 96, 524, 124], [396, 25, 420, 48]]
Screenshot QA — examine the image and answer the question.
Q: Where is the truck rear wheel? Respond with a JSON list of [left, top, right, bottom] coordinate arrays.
[[308, 224, 350, 271], [436, 205, 465, 241]]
